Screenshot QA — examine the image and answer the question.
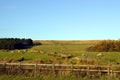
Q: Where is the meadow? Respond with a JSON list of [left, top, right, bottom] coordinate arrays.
[[0, 40, 120, 65], [0, 40, 120, 80]]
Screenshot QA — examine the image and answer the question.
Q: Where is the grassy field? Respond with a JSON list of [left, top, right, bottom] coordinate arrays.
[[34, 40, 100, 45], [0, 40, 120, 65], [0, 40, 120, 79]]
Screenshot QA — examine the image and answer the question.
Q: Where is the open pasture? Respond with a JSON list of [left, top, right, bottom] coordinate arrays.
[[0, 40, 120, 65], [0, 40, 120, 79]]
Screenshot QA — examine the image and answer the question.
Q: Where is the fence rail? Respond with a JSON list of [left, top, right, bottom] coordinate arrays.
[[0, 63, 120, 77]]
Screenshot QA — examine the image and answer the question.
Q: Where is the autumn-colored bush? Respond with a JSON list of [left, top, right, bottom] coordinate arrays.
[[17, 56, 25, 62], [0, 58, 17, 63], [86, 40, 120, 52], [34, 59, 44, 64]]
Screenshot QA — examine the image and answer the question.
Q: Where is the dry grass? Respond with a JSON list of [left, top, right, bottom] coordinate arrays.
[[34, 40, 100, 45]]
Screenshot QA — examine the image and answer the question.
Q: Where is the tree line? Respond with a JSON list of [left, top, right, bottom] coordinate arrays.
[[0, 38, 33, 50], [86, 40, 120, 52]]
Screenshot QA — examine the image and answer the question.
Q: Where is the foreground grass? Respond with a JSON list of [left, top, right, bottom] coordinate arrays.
[[0, 74, 120, 80]]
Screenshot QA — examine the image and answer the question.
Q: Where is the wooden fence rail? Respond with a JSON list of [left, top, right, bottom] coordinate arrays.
[[0, 63, 120, 77]]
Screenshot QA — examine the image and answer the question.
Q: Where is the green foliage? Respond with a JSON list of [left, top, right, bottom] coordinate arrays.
[[0, 38, 33, 50], [86, 40, 120, 52]]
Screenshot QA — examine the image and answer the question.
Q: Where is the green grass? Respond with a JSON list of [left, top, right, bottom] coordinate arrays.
[[31, 44, 120, 65], [0, 51, 54, 63], [0, 40, 120, 79], [32, 44, 89, 53], [0, 74, 120, 80], [0, 41, 120, 65]]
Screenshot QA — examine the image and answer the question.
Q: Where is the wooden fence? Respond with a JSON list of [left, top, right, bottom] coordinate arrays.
[[0, 63, 120, 78]]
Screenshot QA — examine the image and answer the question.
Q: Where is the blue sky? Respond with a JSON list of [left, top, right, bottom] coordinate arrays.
[[0, 0, 120, 40]]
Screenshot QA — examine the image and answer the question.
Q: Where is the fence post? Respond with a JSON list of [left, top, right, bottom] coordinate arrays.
[[52, 64, 55, 75], [87, 65, 90, 76], [107, 64, 110, 76], [19, 62, 21, 74], [98, 65, 101, 77], [19, 62, 22, 69], [4, 63, 6, 74], [19, 62, 21, 66], [70, 64, 73, 76], [34, 63, 37, 77]]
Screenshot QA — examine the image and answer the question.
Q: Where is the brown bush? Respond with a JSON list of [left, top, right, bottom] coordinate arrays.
[[46, 59, 53, 64], [86, 40, 120, 52], [0, 58, 18, 63], [34, 59, 44, 64], [17, 56, 25, 62]]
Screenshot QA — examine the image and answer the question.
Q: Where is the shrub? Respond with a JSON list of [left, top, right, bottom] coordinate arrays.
[[17, 56, 25, 62], [86, 40, 120, 52], [34, 59, 44, 64]]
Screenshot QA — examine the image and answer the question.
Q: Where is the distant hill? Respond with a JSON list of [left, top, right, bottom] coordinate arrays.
[[33, 40, 100, 45]]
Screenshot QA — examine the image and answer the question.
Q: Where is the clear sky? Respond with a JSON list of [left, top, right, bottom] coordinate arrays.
[[0, 0, 120, 40]]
